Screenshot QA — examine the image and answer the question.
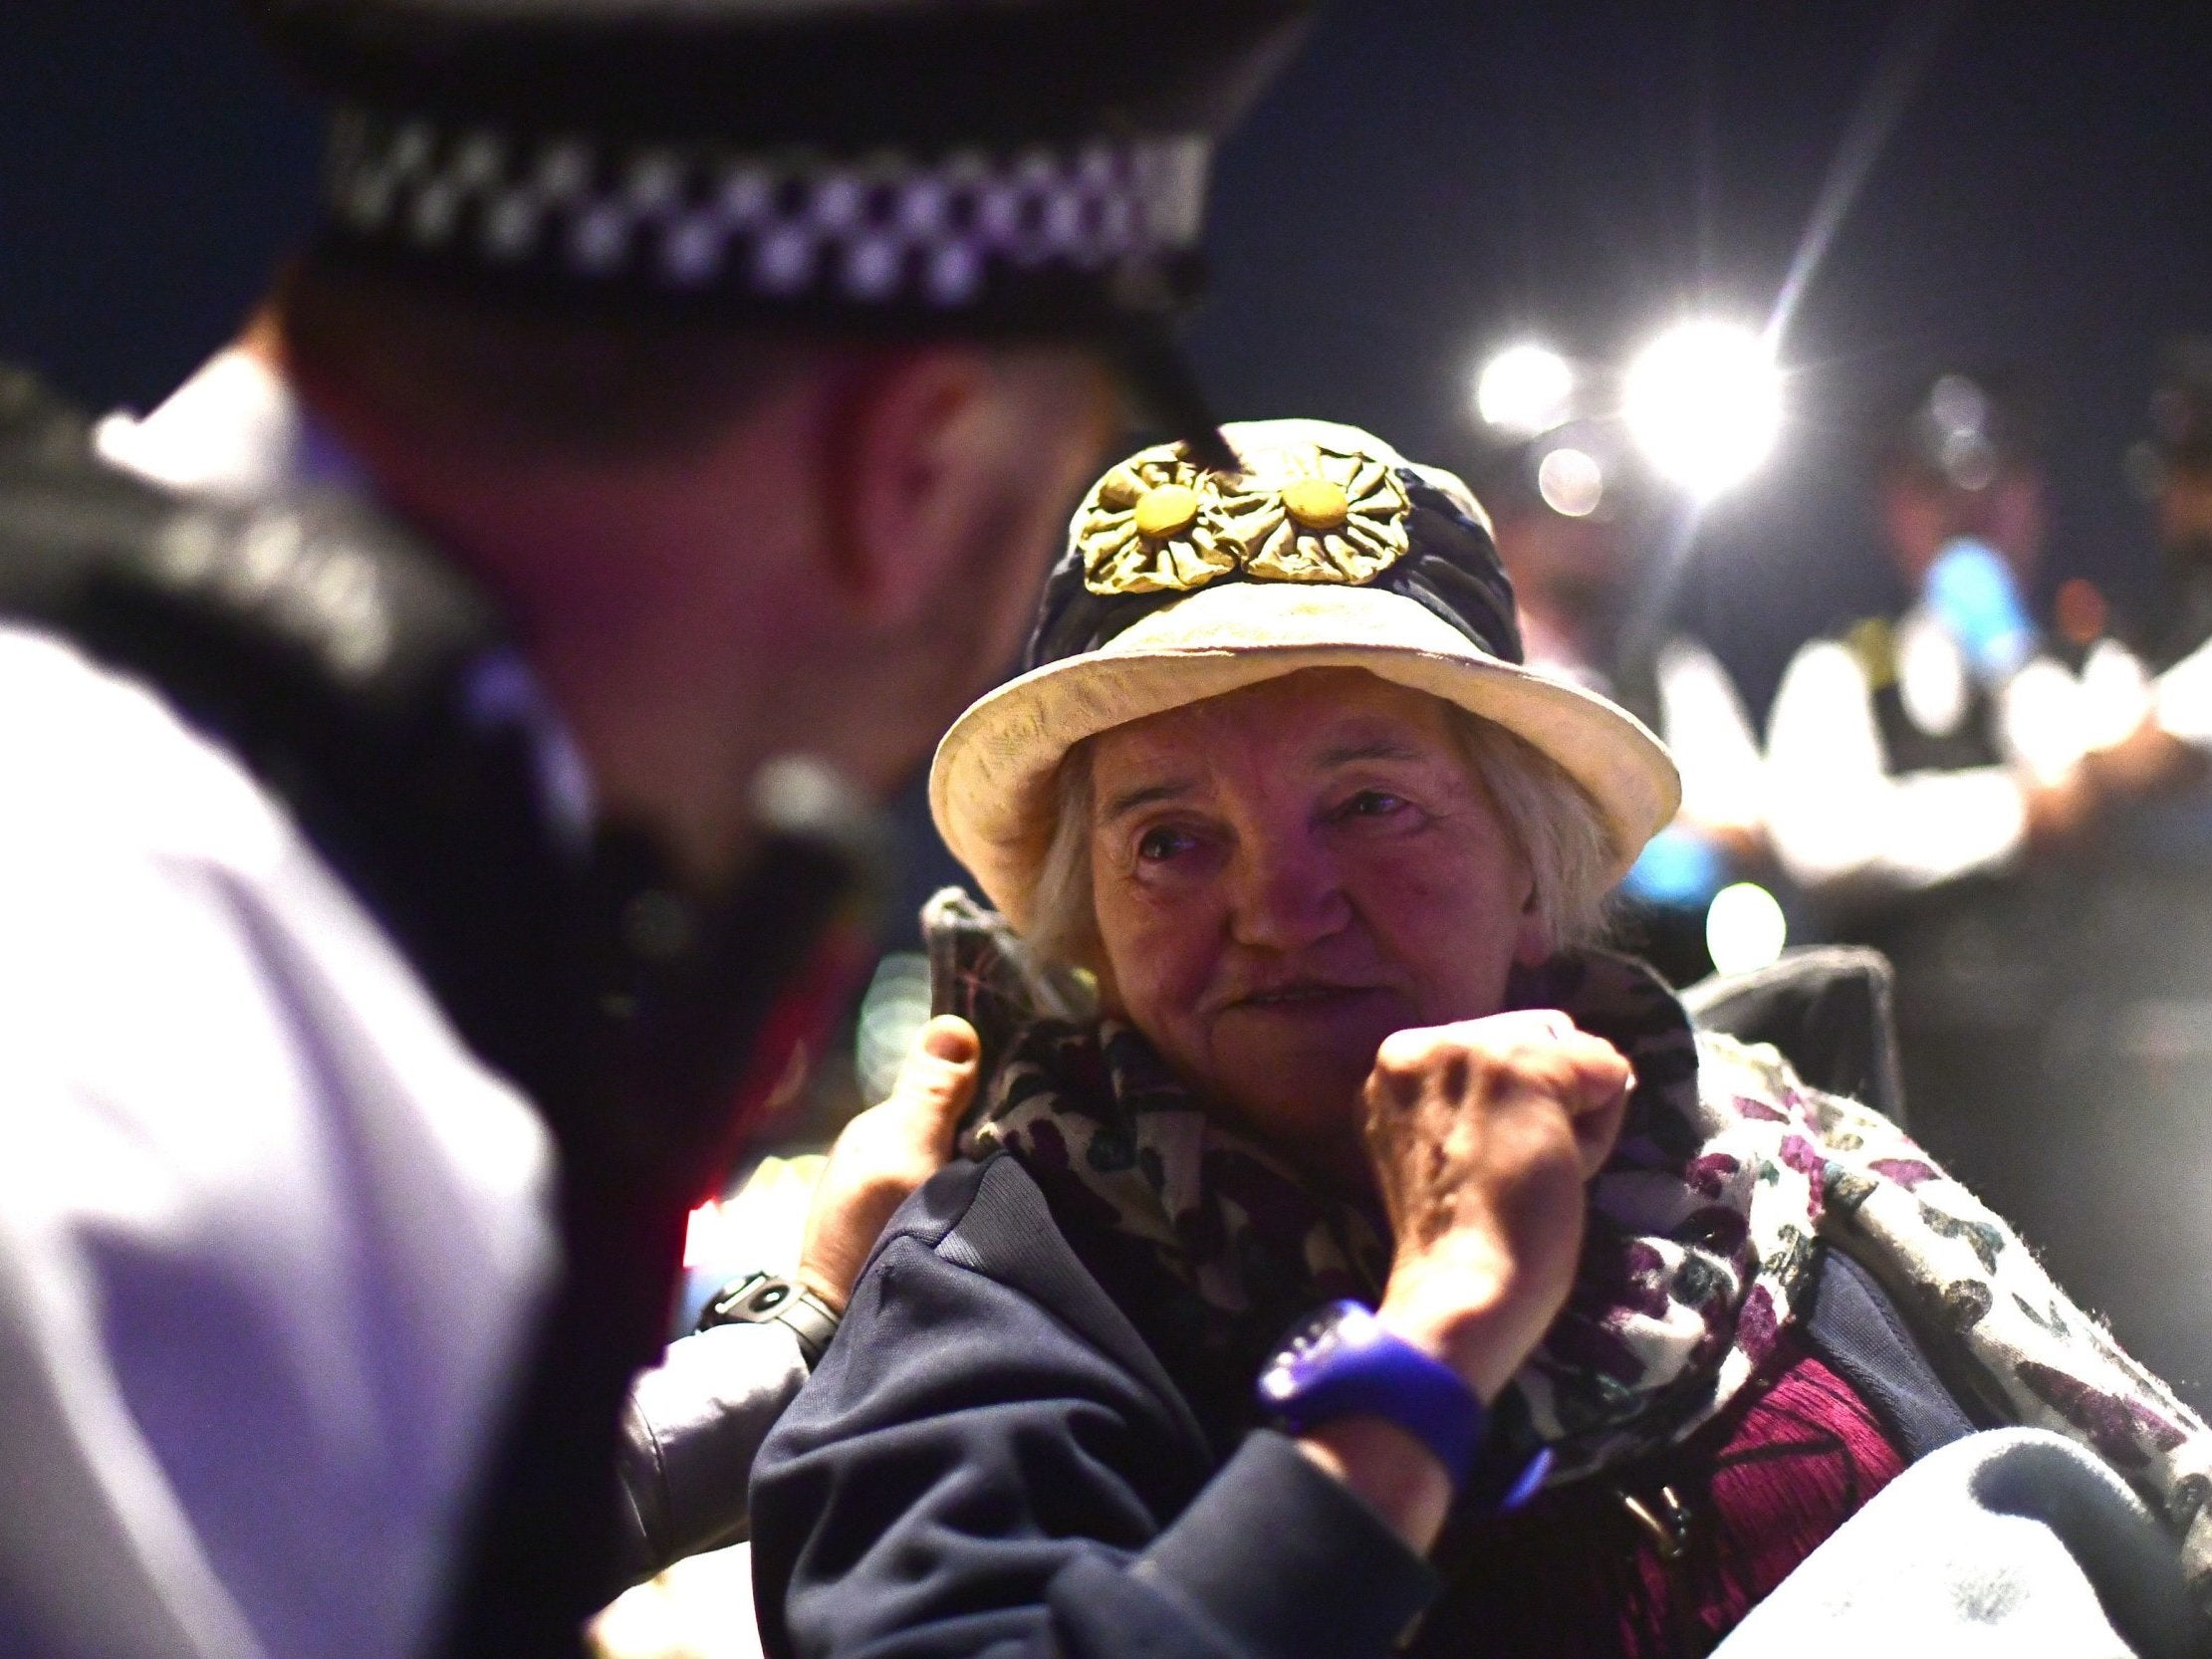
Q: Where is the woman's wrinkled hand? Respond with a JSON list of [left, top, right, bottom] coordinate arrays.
[[796, 1015, 980, 1311], [1360, 1009, 1633, 1403]]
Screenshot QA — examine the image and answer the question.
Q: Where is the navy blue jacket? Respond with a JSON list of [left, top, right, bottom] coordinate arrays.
[[750, 1152, 1979, 1659]]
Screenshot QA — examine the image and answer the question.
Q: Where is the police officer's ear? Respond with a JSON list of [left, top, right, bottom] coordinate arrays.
[[815, 345, 1108, 629]]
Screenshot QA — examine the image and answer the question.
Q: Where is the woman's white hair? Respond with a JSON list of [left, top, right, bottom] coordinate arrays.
[[1024, 694, 1620, 973]]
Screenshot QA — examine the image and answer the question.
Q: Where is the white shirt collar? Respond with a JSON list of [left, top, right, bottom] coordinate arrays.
[[93, 348, 363, 502]]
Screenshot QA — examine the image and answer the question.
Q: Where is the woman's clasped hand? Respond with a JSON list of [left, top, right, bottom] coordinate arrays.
[[1358, 1010, 1634, 1409]]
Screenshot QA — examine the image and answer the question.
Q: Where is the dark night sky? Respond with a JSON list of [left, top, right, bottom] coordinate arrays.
[[4, 0, 2209, 718]]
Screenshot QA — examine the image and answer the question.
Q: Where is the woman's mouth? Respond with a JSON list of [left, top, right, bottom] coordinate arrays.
[[1230, 981, 1383, 1011]]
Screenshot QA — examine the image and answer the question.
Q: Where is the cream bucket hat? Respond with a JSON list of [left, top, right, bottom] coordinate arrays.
[[930, 419, 1681, 931]]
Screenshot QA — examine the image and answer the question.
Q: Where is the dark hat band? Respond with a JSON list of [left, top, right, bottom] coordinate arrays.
[[1026, 470, 1526, 671], [322, 104, 1213, 319]]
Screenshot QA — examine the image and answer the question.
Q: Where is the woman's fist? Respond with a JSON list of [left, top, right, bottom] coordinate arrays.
[[1359, 1010, 1632, 1403]]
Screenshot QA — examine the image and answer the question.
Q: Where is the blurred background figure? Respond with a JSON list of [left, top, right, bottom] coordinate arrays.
[[1764, 362, 2212, 1414], [1765, 367, 2085, 907], [1469, 339, 1779, 987], [1763, 368, 2083, 1231]]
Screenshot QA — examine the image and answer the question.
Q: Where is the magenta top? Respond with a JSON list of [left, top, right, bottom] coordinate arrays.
[[1419, 1326, 1910, 1658]]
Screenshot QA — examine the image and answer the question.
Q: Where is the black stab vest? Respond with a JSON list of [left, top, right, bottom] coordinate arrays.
[[1837, 614, 2007, 777]]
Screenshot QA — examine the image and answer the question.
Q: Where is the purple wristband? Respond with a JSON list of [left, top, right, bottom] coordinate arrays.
[[1257, 1301, 1486, 1487]]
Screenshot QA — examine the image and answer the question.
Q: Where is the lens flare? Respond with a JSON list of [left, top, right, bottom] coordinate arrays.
[[1536, 446, 1604, 518], [1476, 344, 1575, 435], [1623, 321, 1782, 499]]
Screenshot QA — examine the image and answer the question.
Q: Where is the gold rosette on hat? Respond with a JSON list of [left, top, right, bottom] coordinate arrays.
[[1230, 444, 1412, 583], [1078, 457, 1242, 595]]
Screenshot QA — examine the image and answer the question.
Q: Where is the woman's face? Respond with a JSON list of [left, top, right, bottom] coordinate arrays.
[[1087, 669, 1546, 1187]]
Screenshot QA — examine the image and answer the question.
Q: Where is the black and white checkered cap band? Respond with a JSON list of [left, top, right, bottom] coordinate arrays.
[[325, 106, 1212, 311]]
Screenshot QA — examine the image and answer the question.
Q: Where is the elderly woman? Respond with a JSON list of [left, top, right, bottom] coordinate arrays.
[[751, 422, 2212, 1659]]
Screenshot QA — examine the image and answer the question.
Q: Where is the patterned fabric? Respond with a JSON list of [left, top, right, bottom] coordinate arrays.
[[929, 894, 2212, 1611], [326, 106, 1208, 309]]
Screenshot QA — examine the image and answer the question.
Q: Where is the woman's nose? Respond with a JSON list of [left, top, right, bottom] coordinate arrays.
[[1227, 835, 1351, 953]]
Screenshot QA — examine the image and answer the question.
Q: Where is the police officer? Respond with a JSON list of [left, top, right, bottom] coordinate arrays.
[[0, 3, 1312, 1656], [1765, 369, 2095, 905], [1760, 370, 2175, 1350]]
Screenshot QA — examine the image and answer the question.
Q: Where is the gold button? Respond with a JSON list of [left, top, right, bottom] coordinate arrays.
[[1282, 477, 1351, 531], [1132, 483, 1201, 539]]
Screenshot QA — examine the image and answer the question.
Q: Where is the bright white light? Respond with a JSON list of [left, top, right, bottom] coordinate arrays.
[[1476, 344, 1575, 435], [1705, 881, 1789, 976], [683, 1156, 822, 1272], [1536, 446, 1604, 518], [1623, 320, 1782, 499]]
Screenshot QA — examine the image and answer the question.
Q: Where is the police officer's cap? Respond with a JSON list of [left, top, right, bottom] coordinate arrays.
[[242, 0, 1317, 465], [1873, 366, 2043, 494]]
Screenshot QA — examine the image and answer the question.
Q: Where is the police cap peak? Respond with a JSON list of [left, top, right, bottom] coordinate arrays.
[[244, 0, 1313, 147]]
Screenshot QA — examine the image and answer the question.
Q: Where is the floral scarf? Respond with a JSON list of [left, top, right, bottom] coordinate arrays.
[[924, 891, 2212, 1610]]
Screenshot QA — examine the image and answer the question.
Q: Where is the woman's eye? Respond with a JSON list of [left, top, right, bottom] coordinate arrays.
[[1341, 790, 1407, 820], [1136, 826, 1197, 862]]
